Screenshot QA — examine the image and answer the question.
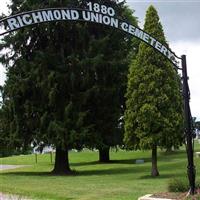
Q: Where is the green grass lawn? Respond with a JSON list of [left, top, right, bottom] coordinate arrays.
[[1, 142, 200, 200]]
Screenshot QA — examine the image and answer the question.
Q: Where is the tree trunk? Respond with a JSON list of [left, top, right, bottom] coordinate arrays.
[[166, 146, 175, 153], [52, 147, 71, 174], [99, 147, 110, 162], [151, 144, 159, 176], [166, 147, 173, 153]]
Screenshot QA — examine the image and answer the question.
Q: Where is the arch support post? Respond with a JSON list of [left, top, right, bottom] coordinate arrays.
[[181, 55, 196, 195]]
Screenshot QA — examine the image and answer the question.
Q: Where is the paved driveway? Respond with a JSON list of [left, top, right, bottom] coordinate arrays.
[[0, 193, 32, 200], [0, 165, 28, 171], [0, 165, 32, 199]]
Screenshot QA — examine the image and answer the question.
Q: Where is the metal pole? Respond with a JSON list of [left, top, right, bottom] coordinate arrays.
[[35, 153, 38, 164], [50, 151, 53, 164], [181, 55, 196, 195]]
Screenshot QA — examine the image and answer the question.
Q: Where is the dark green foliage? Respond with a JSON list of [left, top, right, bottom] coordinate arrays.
[[0, 0, 138, 169], [124, 6, 184, 174]]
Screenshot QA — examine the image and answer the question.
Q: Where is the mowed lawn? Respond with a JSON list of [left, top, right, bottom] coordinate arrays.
[[0, 143, 200, 200]]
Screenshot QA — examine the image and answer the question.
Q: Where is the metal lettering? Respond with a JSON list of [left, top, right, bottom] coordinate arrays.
[[149, 36, 156, 46], [7, 18, 20, 30], [71, 10, 79, 20], [53, 10, 62, 20], [167, 50, 175, 60], [128, 25, 135, 35], [155, 41, 162, 51], [0, 6, 180, 67], [121, 22, 128, 32], [22, 14, 32, 25], [110, 18, 118, 28], [143, 32, 149, 43], [82, 11, 90, 21], [42, 10, 54, 21], [32, 12, 43, 23], [102, 16, 110, 25], [17, 16, 24, 27], [161, 45, 168, 57], [90, 12, 99, 23], [134, 28, 143, 39], [61, 10, 71, 20]]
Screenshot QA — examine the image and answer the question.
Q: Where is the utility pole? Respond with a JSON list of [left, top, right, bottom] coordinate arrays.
[[181, 55, 196, 195]]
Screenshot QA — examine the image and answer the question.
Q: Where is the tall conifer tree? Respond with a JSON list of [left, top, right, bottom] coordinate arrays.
[[124, 6, 184, 176], [83, 6, 138, 162], [0, 0, 138, 172]]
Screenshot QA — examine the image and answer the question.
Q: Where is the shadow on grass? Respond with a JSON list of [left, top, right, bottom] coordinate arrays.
[[159, 150, 186, 158], [139, 173, 183, 180], [71, 152, 185, 167], [0, 167, 182, 182], [0, 164, 151, 177], [0, 171, 54, 176], [76, 165, 149, 176], [71, 158, 152, 167], [0, 152, 187, 178]]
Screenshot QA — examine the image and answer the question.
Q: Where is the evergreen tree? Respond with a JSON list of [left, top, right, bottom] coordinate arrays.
[[124, 6, 184, 176], [1, 0, 95, 173], [0, 0, 138, 172], [82, 6, 138, 162]]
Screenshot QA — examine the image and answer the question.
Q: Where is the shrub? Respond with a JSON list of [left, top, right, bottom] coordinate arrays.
[[168, 178, 188, 192], [168, 178, 200, 193]]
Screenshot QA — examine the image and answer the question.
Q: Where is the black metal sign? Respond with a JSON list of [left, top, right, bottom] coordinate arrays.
[[0, 2, 179, 67]]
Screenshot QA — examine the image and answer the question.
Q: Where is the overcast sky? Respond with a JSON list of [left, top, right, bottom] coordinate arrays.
[[0, 0, 200, 120]]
